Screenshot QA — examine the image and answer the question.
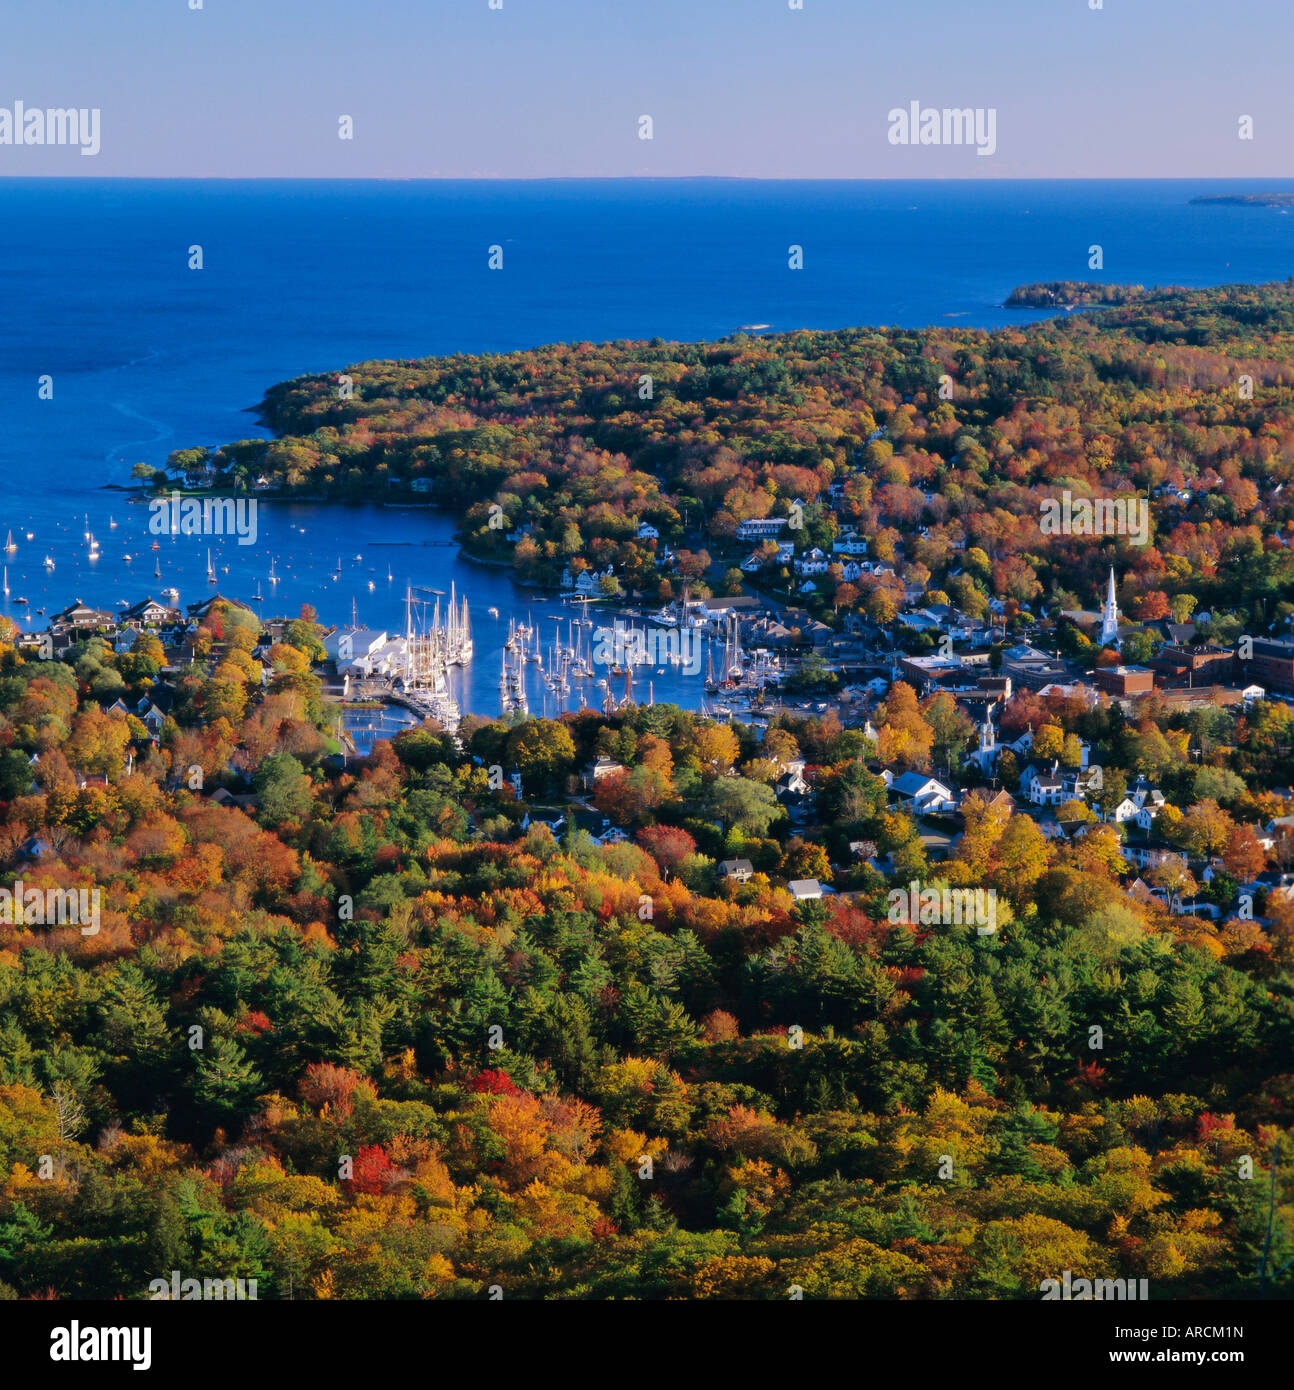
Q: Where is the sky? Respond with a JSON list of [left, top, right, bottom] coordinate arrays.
[[0, 0, 1290, 179]]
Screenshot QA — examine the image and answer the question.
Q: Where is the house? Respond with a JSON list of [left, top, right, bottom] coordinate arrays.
[[561, 568, 598, 597], [719, 858, 754, 883], [775, 766, 810, 798], [1123, 840, 1180, 871], [582, 756, 625, 791], [324, 627, 390, 672], [1026, 767, 1066, 806], [50, 599, 115, 633], [410, 477, 434, 493], [1063, 768, 1101, 801], [121, 597, 181, 629], [833, 534, 869, 556], [636, 522, 659, 540], [789, 878, 829, 901], [137, 685, 177, 733], [736, 517, 789, 541], [889, 771, 956, 814], [1133, 787, 1166, 831], [187, 594, 257, 623]]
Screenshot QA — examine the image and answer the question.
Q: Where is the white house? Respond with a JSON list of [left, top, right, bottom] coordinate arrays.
[[889, 771, 956, 814], [324, 627, 390, 671], [1026, 767, 1066, 807], [833, 535, 869, 556], [737, 518, 789, 541]]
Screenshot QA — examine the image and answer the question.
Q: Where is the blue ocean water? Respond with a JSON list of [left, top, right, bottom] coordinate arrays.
[[0, 177, 1291, 718]]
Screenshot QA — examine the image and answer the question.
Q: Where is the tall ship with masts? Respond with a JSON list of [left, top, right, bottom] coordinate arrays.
[[396, 586, 462, 732]]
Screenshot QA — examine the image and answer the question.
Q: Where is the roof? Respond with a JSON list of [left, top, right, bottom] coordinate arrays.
[[891, 771, 948, 796], [719, 858, 753, 875]]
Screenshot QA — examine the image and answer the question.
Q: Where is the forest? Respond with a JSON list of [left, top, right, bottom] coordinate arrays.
[[0, 596, 1291, 1300]]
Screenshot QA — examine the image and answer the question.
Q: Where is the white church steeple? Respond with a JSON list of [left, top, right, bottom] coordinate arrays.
[[1099, 567, 1120, 646]]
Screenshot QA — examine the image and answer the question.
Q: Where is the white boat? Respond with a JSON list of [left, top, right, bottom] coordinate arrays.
[[269, 559, 279, 584], [488, 606, 499, 618], [3, 532, 14, 553], [2, 566, 7, 596], [251, 582, 263, 602], [162, 586, 179, 602], [206, 549, 216, 583], [42, 555, 54, 570]]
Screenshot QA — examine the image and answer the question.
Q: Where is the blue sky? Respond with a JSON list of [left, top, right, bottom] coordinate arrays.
[[0, 0, 1289, 177]]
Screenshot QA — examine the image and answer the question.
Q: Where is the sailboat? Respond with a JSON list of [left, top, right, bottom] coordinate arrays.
[[154, 557, 161, 579], [2, 566, 8, 597], [269, 558, 279, 584], [251, 581, 263, 602], [109, 516, 117, 529], [42, 555, 54, 571], [206, 549, 216, 583], [4, 531, 14, 553], [386, 565, 393, 582]]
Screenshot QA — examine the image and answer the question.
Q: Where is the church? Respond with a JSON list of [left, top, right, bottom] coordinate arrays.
[[1099, 567, 1120, 647]]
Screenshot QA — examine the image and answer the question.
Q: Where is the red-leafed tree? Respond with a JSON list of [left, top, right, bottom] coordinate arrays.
[[636, 824, 697, 878]]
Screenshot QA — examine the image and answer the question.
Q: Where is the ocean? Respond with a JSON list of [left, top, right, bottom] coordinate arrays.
[[0, 177, 1291, 722]]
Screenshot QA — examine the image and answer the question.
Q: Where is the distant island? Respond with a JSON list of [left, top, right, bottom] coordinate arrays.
[[1004, 281, 1154, 309], [1190, 193, 1294, 208]]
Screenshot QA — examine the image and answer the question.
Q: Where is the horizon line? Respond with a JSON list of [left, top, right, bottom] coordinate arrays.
[[1, 174, 1294, 184]]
